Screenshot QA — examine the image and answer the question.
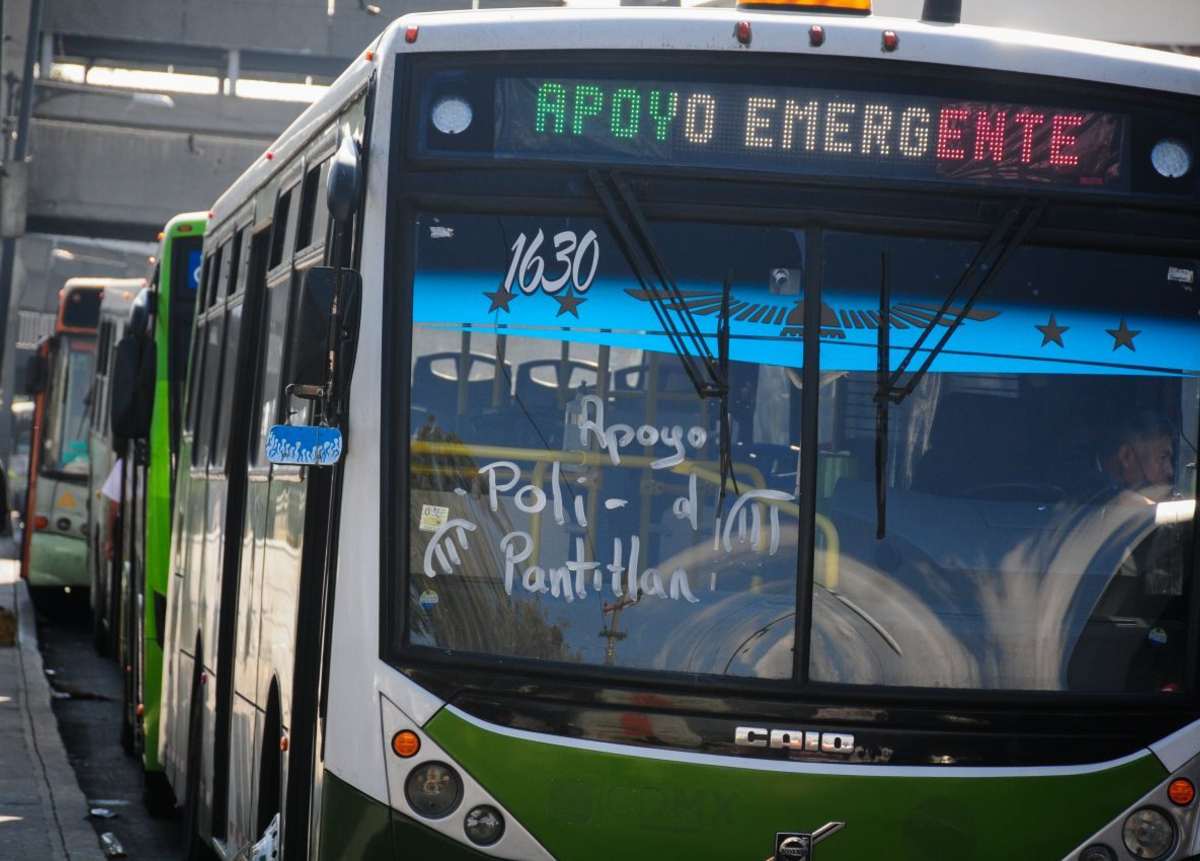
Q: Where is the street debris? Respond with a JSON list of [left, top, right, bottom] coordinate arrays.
[[99, 831, 127, 858]]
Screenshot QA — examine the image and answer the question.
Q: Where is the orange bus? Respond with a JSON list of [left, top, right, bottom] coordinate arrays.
[[21, 278, 108, 591]]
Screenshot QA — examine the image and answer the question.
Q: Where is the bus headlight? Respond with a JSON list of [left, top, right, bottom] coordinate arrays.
[[1122, 807, 1175, 860], [464, 804, 505, 846], [404, 761, 463, 819]]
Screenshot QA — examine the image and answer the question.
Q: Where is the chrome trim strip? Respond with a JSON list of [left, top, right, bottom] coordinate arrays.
[[444, 705, 1152, 779]]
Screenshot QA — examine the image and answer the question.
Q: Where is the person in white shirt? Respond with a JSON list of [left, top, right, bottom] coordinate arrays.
[[100, 457, 122, 560]]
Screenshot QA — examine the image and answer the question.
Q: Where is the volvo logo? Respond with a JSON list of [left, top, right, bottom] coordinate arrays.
[[777, 834, 811, 859], [771, 824, 846, 861], [735, 726, 855, 755]]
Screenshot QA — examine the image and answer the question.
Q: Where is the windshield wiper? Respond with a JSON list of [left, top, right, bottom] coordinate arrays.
[[587, 170, 740, 511], [873, 199, 1045, 539], [876, 199, 1046, 407], [588, 171, 725, 399]]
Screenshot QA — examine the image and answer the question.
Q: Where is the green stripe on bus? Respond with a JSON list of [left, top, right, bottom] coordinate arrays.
[[426, 708, 1165, 860]]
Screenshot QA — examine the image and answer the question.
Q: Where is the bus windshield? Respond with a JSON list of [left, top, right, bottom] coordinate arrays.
[[42, 337, 95, 476], [399, 208, 1200, 696]]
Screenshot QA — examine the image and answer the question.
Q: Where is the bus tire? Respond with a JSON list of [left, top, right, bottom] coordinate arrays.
[[92, 616, 109, 656], [181, 665, 214, 861], [143, 769, 176, 819], [255, 685, 283, 847]]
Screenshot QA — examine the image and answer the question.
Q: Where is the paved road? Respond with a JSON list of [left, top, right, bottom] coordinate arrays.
[[34, 590, 184, 861]]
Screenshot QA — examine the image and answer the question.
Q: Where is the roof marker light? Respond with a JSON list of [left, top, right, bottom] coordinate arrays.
[[735, 20, 752, 46], [405, 25, 419, 44], [365, 50, 375, 61], [265, 151, 274, 161], [156, 231, 164, 241], [882, 29, 899, 51], [736, 0, 869, 13], [809, 25, 825, 46]]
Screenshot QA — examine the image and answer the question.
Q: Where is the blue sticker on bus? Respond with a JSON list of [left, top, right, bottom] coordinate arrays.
[[265, 425, 343, 466], [186, 248, 202, 295], [413, 271, 1200, 377]]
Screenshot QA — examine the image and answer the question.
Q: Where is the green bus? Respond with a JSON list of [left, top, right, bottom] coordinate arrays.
[[159, 2, 1200, 860], [108, 213, 206, 805]]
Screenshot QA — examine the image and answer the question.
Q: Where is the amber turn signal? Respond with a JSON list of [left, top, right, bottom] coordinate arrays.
[[392, 730, 421, 758], [1168, 778, 1195, 806]]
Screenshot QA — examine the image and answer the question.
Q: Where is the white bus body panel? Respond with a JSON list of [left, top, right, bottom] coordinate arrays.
[[197, 4, 1200, 814]]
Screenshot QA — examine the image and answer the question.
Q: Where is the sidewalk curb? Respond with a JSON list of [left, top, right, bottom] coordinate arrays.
[[13, 574, 105, 861]]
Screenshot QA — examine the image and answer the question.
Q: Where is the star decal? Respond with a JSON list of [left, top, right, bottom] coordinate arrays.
[[1106, 317, 1140, 352], [483, 287, 515, 313], [553, 292, 587, 318], [1035, 312, 1068, 348]]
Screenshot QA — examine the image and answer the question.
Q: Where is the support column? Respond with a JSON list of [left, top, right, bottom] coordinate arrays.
[[226, 48, 240, 97], [38, 29, 49, 79]]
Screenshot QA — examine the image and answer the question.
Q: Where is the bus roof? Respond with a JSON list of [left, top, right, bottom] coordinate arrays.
[[98, 279, 144, 317], [161, 211, 208, 240], [210, 7, 1200, 226]]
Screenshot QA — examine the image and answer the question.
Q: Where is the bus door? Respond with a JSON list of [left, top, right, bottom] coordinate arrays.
[[207, 220, 265, 844]]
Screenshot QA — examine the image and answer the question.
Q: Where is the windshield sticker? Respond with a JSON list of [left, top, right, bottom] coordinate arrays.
[[1168, 265, 1195, 286], [418, 503, 450, 533], [418, 589, 440, 612], [415, 269, 1200, 376]]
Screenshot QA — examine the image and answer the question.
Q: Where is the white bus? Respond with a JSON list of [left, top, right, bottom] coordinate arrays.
[[159, 3, 1200, 859]]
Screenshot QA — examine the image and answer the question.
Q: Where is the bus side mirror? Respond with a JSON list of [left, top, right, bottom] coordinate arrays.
[[327, 130, 362, 225], [23, 353, 46, 395], [286, 267, 338, 397], [128, 287, 155, 338], [285, 266, 362, 400], [110, 333, 154, 439]]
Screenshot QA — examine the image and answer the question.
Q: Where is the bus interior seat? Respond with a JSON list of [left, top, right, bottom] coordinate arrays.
[[410, 351, 510, 435], [609, 362, 713, 433], [512, 358, 600, 446]]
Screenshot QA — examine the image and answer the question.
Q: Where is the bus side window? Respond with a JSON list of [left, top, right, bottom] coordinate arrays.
[[226, 226, 244, 299], [268, 185, 298, 273], [245, 229, 275, 470], [93, 321, 111, 430], [212, 228, 252, 471], [184, 254, 213, 435], [193, 240, 231, 467], [296, 162, 319, 253], [100, 324, 114, 435], [249, 185, 300, 467], [273, 188, 311, 430]]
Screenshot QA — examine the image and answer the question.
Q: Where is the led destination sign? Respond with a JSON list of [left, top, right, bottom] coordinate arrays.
[[492, 78, 1128, 189]]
